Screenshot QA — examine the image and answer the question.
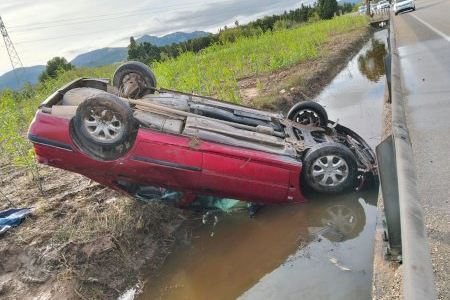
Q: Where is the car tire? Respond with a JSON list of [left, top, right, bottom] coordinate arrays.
[[302, 142, 358, 194], [287, 101, 328, 127], [112, 61, 157, 98], [73, 93, 137, 147]]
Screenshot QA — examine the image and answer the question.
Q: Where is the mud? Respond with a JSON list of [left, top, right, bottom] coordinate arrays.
[[0, 163, 184, 299]]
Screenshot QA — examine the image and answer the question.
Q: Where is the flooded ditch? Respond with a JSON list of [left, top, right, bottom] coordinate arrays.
[[137, 29, 388, 300]]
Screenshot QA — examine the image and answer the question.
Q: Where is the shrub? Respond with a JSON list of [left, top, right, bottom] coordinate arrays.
[[317, 0, 338, 20], [39, 57, 74, 82]]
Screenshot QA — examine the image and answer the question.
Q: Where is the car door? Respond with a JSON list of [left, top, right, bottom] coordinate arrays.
[[124, 129, 203, 190], [199, 147, 291, 203]]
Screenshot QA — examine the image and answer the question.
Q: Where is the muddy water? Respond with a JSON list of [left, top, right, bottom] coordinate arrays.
[[138, 29, 388, 300]]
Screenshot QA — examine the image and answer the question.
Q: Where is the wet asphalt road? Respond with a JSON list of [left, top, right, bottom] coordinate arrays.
[[393, 1, 450, 298]]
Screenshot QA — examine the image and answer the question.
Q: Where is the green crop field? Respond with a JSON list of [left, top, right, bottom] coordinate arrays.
[[153, 15, 367, 102], [0, 14, 367, 168]]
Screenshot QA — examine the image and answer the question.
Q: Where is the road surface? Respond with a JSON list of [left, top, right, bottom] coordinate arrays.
[[393, 0, 450, 298]]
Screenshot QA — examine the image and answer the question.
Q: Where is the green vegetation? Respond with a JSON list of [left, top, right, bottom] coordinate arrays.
[[38, 56, 74, 82], [317, 0, 339, 20], [127, 3, 354, 65], [0, 15, 367, 177], [152, 15, 367, 102], [128, 4, 327, 64]]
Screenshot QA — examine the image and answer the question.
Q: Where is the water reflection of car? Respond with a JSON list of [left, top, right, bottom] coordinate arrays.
[[28, 62, 377, 208], [310, 196, 366, 242], [394, 0, 415, 15]]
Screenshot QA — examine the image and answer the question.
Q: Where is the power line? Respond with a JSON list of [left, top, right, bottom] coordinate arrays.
[[14, 22, 154, 44], [11, 11, 163, 33], [11, 0, 223, 45], [8, 0, 220, 33]]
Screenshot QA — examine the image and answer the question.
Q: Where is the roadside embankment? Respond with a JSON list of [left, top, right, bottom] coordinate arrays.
[[0, 161, 184, 299], [238, 25, 370, 111]]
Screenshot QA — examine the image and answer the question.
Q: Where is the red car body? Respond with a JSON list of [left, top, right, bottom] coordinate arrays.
[[29, 110, 306, 205]]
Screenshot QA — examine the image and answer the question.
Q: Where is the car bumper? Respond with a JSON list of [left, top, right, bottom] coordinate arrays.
[[395, 3, 414, 13]]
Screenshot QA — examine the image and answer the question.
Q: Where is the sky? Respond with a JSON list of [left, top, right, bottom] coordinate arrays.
[[0, 0, 313, 75]]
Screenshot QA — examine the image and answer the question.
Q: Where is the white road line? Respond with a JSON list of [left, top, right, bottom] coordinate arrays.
[[410, 13, 450, 42]]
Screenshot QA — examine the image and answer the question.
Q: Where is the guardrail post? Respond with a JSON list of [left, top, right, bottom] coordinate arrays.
[[376, 136, 401, 258], [384, 53, 392, 102]]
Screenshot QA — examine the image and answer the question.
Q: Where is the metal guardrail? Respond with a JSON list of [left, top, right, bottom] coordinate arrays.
[[377, 13, 437, 300]]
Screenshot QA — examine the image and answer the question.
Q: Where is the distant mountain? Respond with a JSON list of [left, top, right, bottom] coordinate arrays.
[[0, 31, 210, 90], [71, 31, 210, 68], [136, 31, 209, 46], [0, 65, 45, 91], [71, 47, 127, 68]]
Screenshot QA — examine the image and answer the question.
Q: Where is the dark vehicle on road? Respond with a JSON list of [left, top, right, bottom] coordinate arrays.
[[28, 62, 377, 207]]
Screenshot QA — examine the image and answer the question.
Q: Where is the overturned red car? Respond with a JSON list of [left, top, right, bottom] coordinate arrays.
[[28, 62, 377, 207]]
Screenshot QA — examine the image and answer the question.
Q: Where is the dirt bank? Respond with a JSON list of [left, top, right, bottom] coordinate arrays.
[[238, 26, 371, 111], [0, 162, 184, 299]]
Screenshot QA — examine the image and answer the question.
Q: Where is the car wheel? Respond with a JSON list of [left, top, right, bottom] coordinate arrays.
[[287, 101, 328, 127], [73, 93, 137, 147], [113, 61, 157, 98], [302, 142, 358, 193]]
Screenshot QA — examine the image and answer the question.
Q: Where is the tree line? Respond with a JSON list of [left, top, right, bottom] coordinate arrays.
[[128, 0, 354, 65]]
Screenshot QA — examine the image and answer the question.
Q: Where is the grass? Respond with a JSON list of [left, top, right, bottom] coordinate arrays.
[[153, 15, 367, 102], [0, 14, 367, 169]]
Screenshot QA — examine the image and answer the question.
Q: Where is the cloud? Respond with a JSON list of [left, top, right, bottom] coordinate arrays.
[[121, 0, 305, 42], [0, 0, 309, 75], [168, 0, 302, 29]]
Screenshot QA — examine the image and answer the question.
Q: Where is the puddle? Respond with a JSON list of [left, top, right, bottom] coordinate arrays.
[[138, 29, 388, 300], [316, 29, 388, 149]]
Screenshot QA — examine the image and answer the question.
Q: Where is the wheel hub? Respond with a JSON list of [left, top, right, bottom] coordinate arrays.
[[311, 155, 349, 187], [295, 109, 320, 126], [84, 108, 123, 142]]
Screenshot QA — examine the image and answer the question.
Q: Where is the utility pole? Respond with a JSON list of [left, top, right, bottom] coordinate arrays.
[[0, 16, 24, 82], [366, 0, 372, 16]]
